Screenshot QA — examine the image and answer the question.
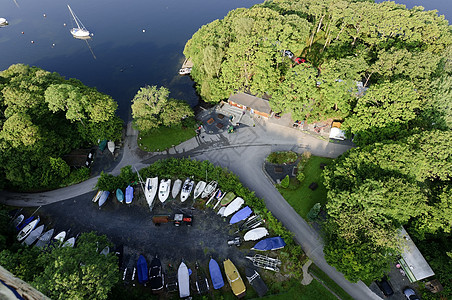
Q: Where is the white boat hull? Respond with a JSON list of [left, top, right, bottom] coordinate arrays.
[[23, 224, 44, 246], [244, 227, 269, 241], [172, 179, 182, 199], [193, 181, 206, 199], [223, 197, 245, 217], [17, 219, 39, 241], [201, 181, 218, 199], [180, 179, 194, 202], [178, 262, 190, 298], [70, 28, 90, 37], [107, 141, 115, 153], [145, 177, 158, 209], [158, 179, 171, 203]]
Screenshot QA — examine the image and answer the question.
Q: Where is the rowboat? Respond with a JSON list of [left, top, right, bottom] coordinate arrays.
[[17, 218, 39, 241], [52, 231, 66, 246], [172, 179, 182, 199], [62, 237, 76, 248], [116, 189, 124, 203], [223, 197, 245, 217], [244, 227, 269, 241], [245, 268, 268, 297], [145, 177, 158, 209], [201, 180, 217, 198], [12, 214, 24, 228], [180, 178, 194, 202], [23, 224, 44, 246], [125, 185, 134, 204], [229, 206, 252, 224], [223, 259, 246, 297], [149, 256, 164, 291], [209, 258, 224, 289], [158, 179, 171, 203], [252, 237, 286, 251], [220, 192, 235, 206], [178, 262, 190, 298], [98, 191, 110, 207], [193, 181, 206, 199], [137, 255, 149, 284], [35, 229, 54, 248], [92, 190, 103, 202], [107, 140, 115, 154]]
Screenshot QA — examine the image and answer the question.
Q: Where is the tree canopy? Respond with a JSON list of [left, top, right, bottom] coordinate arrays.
[[0, 64, 123, 191]]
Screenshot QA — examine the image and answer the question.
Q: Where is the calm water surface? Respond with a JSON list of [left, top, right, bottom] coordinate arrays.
[[1, 0, 450, 120]]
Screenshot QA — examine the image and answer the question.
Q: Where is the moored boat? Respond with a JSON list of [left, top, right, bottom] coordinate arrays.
[[23, 224, 44, 246], [245, 268, 268, 297], [209, 258, 224, 289], [178, 261, 190, 298], [179, 67, 192, 75], [50, 231, 66, 248], [223, 197, 245, 217], [149, 255, 164, 292], [125, 185, 134, 204], [35, 228, 54, 248], [229, 206, 252, 224], [223, 259, 246, 297], [244, 227, 269, 241], [145, 177, 158, 209], [0, 18, 8, 26], [220, 192, 235, 206], [17, 218, 39, 241], [180, 178, 194, 202], [158, 179, 171, 203], [98, 191, 110, 207], [193, 181, 206, 199], [116, 189, 124, 203], [201, 181, 218, 198], [67, 5, 91, 38], [252, 237, 286, 251], [137, 255, 149, 284], [172, 179, 182, 199]]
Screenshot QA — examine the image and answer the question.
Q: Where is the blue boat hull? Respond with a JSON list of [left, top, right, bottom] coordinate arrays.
[[209, 258, 224, 289], [137, 255, 148, 284]]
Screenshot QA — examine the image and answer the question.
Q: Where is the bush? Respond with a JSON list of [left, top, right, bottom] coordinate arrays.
[[307, 203, 321, 221], [267, 151, 298, 164], [297, 151, 311, 171], [297, 172, 305, 183], [281, 175, 290, 188]]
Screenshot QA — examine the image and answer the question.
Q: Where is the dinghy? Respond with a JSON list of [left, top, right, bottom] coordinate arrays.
[[53, 231, 66, 245], [92, 190, 103, 203], [209, 258, 224, 289], [229, 206, 252, 224], [62, 237, 76, 248], [145, 177, 158, 209], [245, 268, 268, 297], [149, 256, 164, 291], [201, 181, 217, 198], [172, 179, 182, 199], [220, 192, 235, 206], [158, 179, 171, 203], [125, 185, 134, 204], [137, 255, 149, 284], [98, 191, 110, 207], [252, 237, 286, 251], [178, 262, 190, 298], [180, 178, 194, 202], [193, 181, 206, 199], [17, 216, 34, 231], [107, 140, 115, 154], [244, 227, 269, 241], [23, 224, 44, 246], [223, 197, 245, 217], [224, 259, 246, 297], [35, 229, 54, 248], [116, 189, 124, 203], [12, 214, 24, 229], [17, 218, 39, 241]]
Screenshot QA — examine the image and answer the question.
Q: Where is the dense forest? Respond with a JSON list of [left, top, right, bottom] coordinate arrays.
[[184, 0, 451, 297], [0, 64, 123, 191]]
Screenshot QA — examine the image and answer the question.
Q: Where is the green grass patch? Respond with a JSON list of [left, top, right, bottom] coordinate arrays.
[[138, 125, 196, 152], [264, 279, 337, 300], [277, 155, 332, 218], [309, 264, 354, 300]]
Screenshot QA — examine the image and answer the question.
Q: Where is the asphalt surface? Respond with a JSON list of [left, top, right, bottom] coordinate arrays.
[[0, 111, 382, 300]]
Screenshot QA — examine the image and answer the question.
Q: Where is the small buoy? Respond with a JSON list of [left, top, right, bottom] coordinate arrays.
[[142, 29, 145, 33], [52, 43, 55, 47], [63, 23, 66, 26], [43, 13, 46, 17], [21, 31, 24, 34], [31, 40, 34, 44], [90, 33, 94, 36]]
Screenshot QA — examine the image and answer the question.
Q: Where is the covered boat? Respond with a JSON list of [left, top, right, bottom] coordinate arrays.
[[98, 191, 110, 207], [223, 197, 245, 217], [209, 258, 224, 289], [145, 177, 158, 210], [172, 179, 182, 199], [149, 256, 164, 292], [244, 227, 269, 241], [158, 179, 171, 203], [23, 224, 44, 246], [116, 189, 124, 203], [193, 181, 206, 199], [229, 206, 252, 224], [35, 228, 54, 248], [201, 180, 217, 198], [220, 192, 235, 206], [252, 237, 286, 251], [125, 185, 134, 204], [17, 218, 39, 241], [62, 237, 76, 248], [180, 178, 194, 202], [137, 255, 149, 284], [245, 268, 268, 297], [178, 261, 190, 298], [224, 259, 246, 297]]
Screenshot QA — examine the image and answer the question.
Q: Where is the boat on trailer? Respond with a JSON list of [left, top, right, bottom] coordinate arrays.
[[237, 215, 263, 233], [245, 268, 268, 297], [245, 254, 281, 272], [201, 181, 217, 198], [195, 262, 209, 294]]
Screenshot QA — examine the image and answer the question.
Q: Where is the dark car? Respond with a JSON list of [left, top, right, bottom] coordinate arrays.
[[403, 288, 420, 300], [376, 278, 394, 297]]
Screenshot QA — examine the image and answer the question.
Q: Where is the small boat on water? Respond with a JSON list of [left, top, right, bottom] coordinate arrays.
[[178, 261, 190, 298], [35, 228, 54, 248], [17, 218, 39, 241], [223, 197, 245, 217], [0, 18, 8, 26], [172, 179, 182, 199], [17, 216, 34, 231], [179, 67, 192, 75], [180, 178, 194, 202], [98, 191, 110, 207], [62, 236, 76, 248], [67, 5, 91, 38], [220, 192, 235, 206], [229, 206, 252, 224], [116, 189, 124, 203], [92, 190, 103, 203], [12, 214, 24, 229], [158, 179, 171, 203], [244, 227, 269, 241], [245, 268, 268, 297], [149, 256, 164, 292], [125, 185, 134, 204], [252, 237, 286, 251], [193, 181, 206, 199], [137, 255, 149, 284], [224, 259, 246, 297], [145, 177, 158, 209], [209, 258, 224, 289], [202, 181, 217, 198], [107, 141, 115, 154], [23, 224, 44, 246]]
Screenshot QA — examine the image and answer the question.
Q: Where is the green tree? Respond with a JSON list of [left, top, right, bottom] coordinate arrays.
[[160, 99, 194, 127]]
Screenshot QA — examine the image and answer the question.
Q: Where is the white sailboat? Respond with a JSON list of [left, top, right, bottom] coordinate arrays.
[[145, 177, 158, 210], [67, 5, 91, 38]]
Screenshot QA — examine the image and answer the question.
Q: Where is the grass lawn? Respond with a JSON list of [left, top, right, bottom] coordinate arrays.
[[138, 126, 196, 152], [277, 155, 333, 219], [263, 279, 337, 300], [309, 264, 354, 300]]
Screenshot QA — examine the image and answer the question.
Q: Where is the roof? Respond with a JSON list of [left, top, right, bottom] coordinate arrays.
[[228, 93, 271, 114], [398, 227, 435, 282], [329, 127, 346, 140]]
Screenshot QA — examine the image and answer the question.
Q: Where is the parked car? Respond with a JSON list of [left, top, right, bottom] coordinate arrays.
[[283, 50, 294, 59], [294, 57, 306, 64], [376, 278, 394, 297], [403, 288, 420, 300]]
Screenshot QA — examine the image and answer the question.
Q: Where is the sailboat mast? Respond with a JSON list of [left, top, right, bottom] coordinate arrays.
[[67, 4, 82, 29]]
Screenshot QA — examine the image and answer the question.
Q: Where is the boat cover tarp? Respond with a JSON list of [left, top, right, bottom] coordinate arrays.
[[251, 237, 286, 251], [229, 206, 252, 224], [125, 186, 133, 203], [209, 258, 225, 289], [137, 255, 148, 284], [244, 227, 269, 241], [149, 257, 164, 291], [178, 262, 190, 298], [245, 268, 268, 297], [116, 189, 124, 202]]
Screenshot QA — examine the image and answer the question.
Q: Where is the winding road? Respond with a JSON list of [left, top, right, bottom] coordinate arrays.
[[1, 114, 381, 300]]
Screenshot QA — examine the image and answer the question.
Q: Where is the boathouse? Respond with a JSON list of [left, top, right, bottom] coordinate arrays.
[[227, 93, 272, 119]]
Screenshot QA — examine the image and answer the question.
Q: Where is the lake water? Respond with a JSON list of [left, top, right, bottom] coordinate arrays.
[[1, 0, 450, 121]]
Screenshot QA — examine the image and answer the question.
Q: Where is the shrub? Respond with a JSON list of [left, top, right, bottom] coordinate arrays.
[[296, 172, 305, 183], [266, 151, 298, 164], [297, 151, 311, 171], [280, 175, 290, 188]]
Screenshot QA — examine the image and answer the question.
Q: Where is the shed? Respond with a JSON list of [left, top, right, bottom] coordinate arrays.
[[228, 93, 272, 118]]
